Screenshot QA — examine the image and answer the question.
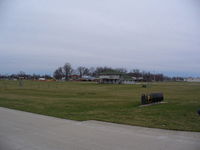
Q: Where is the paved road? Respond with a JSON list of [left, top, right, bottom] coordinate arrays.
[[0, 107, 200, 150]]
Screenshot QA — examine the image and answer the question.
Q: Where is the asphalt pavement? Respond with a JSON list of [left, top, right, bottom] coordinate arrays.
[[0, 107, 200, 150]]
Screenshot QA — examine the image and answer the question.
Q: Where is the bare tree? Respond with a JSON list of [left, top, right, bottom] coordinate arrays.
[[63, 63, 72, 80], [83, 67, 89, 76], [53, 67, 64, 80], [18, 71, 26, 76], [77, 66, 84, 77], [77, 66, 89, 77], [89, 67, 95, 76]]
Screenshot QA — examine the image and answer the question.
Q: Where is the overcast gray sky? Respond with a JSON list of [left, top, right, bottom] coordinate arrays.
[[0, 0, 200, 76]]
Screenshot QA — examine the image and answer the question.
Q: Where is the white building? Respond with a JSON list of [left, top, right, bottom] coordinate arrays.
[[99, 74, 122, 84], [184, 77, 200, 82], [38, 78, 46, 81], [99, 73, 136, 84]]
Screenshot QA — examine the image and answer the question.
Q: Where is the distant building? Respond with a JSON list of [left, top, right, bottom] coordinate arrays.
[[122, 75, 136, 84], [68, 75, 96, 81], [99, 73, 122, 84], [69, 75, 80, 80], [38, 78, 45, 81], [81, 75, 96, 81], [99, 73, 141, 84], [184, 77, 200, 82]]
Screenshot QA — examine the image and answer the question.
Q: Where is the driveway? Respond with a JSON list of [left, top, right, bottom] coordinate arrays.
[[0, 107, 200, 150]]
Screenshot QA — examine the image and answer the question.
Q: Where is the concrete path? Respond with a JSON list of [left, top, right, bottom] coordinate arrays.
[[0, 107, 200, 150]]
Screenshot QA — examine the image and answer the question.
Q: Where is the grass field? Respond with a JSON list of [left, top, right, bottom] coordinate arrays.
[[0, 80, 200, 131]]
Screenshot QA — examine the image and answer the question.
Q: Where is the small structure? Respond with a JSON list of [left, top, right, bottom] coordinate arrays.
[[142, 84, 147, 88], [197, 109, 200, 116], [141, 93, 164, 105], [99, 73, 123, 84]]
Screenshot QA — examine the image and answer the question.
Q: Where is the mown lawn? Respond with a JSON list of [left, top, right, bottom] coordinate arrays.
[[0, 80, 200, 131]]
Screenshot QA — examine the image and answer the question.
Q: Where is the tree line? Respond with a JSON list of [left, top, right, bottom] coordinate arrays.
[[53, 62, 184, 82], [0, 71, 52, 80], [0, 62, 184, 82]]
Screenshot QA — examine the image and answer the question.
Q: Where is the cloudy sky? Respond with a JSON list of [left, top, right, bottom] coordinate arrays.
[[0, 0, 200, 77]]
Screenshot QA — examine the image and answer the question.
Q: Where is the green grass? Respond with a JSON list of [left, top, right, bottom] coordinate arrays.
[[0, 80, 200, 131]]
